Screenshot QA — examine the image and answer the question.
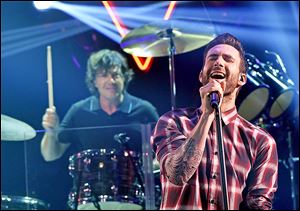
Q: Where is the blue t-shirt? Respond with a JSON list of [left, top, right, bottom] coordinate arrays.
[[58, 92, 159, 153]]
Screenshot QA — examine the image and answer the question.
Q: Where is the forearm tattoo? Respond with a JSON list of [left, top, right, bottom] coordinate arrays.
[[165, 138, 203, 185]]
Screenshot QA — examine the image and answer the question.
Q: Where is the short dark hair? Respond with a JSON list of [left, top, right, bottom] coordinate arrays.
[[85, 49, 134, 96], [202, 33, 247, 73]]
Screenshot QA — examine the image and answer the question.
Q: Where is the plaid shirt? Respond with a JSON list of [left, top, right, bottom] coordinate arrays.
[[151, 106, 278, 210]]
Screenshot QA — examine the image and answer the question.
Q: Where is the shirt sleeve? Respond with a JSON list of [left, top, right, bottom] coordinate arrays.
[[242, 134, 278, 210], [151, 111, 187, 164]]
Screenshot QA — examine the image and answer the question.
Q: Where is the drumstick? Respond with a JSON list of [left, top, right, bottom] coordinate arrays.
[[47, 46, 54, 108]]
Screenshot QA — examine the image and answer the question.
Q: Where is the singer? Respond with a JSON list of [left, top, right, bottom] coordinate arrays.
[[151, 33, 278, 210]]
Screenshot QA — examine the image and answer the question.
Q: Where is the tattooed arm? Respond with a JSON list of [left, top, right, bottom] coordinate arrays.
[[154, 78, 224, 185], [165, 112, 215, 185]]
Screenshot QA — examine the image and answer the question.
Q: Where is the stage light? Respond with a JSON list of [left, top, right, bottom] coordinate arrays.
[[33, 1, 54, 11], [102, 1, 177, 72], [164, 1, 176, 20]]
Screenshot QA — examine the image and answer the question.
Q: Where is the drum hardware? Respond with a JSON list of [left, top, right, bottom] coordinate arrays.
[[263, 50, 298, 120], [257, 117, 299, 210], [273, 120, 299, 210], [114, 133, 145, 194], [72, 169, 83, 210], [239, 52, 298, 122], [90, 184, 101, 210], [264, 50, 288, 75], [285, 125, 298, 210]]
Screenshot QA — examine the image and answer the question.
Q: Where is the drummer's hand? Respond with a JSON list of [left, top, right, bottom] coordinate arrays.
[[42, 106, 59, 132]]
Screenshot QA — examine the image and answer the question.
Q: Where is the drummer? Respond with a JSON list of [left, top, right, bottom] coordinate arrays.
[[41, 49, 159, 161]]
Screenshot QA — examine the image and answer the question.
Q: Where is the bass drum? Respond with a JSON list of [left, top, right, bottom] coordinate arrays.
[[1, 195, 49, 210]]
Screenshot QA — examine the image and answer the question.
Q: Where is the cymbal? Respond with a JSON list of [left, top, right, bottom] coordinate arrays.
[[1, 114, 36, 141], [121, 19, 216, 57]]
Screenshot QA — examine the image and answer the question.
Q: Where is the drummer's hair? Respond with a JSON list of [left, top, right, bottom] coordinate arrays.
[[85, 49, 134, 96], [202, 33, 247, 74]]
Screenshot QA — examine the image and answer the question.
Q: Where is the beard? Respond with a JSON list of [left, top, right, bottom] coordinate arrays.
[[223, 76, 239, 96]]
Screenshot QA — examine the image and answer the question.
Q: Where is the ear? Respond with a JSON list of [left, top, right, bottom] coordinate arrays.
[[238, 73, 247, 86], [199, 70, 203, 83]]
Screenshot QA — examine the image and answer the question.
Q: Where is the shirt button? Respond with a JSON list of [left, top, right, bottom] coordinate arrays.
[[212, 174, 217, 179], [214, 151, 218, 155], [209, 199, 215, 204]]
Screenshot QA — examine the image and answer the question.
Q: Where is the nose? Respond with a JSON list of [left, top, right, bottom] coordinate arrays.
[[107, 74, 117, 83], [213, 56, 224, 68]]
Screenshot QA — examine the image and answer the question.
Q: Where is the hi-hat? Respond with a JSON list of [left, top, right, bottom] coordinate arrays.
[[121, 19, 216, 57], [1, 114, 36, 141]]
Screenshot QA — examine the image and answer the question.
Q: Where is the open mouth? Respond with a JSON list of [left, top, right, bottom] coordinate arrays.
[[209, 72, 226, 79]]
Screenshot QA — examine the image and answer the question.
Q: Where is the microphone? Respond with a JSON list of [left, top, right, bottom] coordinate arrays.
[[209, 91, 219, 109], [114, 133, 130, 144]]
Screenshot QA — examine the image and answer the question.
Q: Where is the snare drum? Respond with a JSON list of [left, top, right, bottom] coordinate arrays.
[[68, 149, 144, 210], [1, 195, 49, 210]]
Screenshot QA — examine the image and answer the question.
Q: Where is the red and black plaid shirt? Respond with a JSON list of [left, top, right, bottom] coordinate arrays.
[[151, 106, 278, 210]]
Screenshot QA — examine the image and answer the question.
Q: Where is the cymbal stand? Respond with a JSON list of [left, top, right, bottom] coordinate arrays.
[[168, 28, 176, 111], [286, 128, 298, 210], [157, 28, 177, 110], [116, 134, 145, 193]]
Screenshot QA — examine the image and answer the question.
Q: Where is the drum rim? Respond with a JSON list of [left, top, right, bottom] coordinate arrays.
[[1, 195, 48, 207], [69, 148, 117, 160]]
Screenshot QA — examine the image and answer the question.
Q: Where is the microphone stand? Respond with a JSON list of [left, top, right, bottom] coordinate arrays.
[[214, 105, 229, 210], [156, 27, 177, 110]]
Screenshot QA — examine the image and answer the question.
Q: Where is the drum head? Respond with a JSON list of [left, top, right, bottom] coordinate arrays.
[[269, 89, 296, 119], [238, 87, 269, 121], [78, 201, 142, 210]]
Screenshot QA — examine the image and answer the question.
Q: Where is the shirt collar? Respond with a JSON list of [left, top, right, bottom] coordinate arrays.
[[118, 92, 133, 113], [222, 106, 238, 125], [89, 92, 132, 114], [197, 106, 238, 125]]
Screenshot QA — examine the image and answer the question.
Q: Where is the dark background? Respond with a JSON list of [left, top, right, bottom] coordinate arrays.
[[1, 1, 299, 210]]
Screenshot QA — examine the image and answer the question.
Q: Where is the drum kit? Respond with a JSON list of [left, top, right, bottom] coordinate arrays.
[[2, 19, 299, 210], [237, 52, 298, 123]]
